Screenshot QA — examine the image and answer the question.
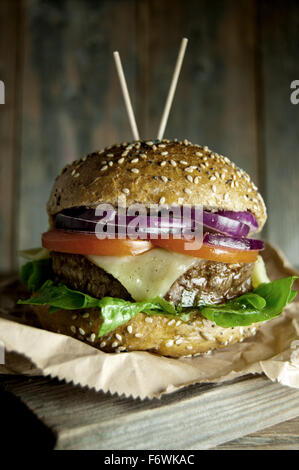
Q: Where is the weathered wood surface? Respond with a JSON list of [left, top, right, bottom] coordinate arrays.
[[214, 416, 299, 450], [0, 0, 22, 271], [1, 374, 299, 450], [258, 0, 299, 264], [1, 0, 299, 269]]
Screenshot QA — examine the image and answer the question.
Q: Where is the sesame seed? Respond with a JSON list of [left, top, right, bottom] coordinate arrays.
[[71, 314, 77, 320], [187, 345, 193, 350], [146, 141, 153, 146], [82, 313, 89, 319], [131, 168, 139, 174], [184, 188, 192, 195], [168, 319, 175, 326], [79, 328, 85, 336], [121, 151, 128, 157], [210, 176, 216, 181], [166, 340, 174, 347], [118, 157, 125, 164], [112, 341, 119, 348], [161, 176, 168, 183], [145, 317, 153, 323], [175, 338, 183, 345], [186, 175, 193, 183], [70, 326, 76, 334], [115, 333, 122, 342], [159, 196, 166, 204], [135, 333, 142, 338], [74, 172, 80, 177], [184, 167, 194, 173], [180, 160, 188, 165], [161, 151, 168, 156], [108, 161, 113, 167], [100, 341, 106, 348], [90, 333, 96, 343], [71, 169, 76, 176], [122, 188, 130, 194], [160, 161, 167, 167], [183, 139, 189, 145], [176, 321, 182, 326], [131, 158, 139, 163], [158, 144, 166, 148], [127, 325, 133, 334], [101, 165, 108, 171], [196, 152, 203, 157], [194, 176, 200, 184], [140, 153, 147, 159], [170, 160, 177, 167], [107, 153, 114, 157]]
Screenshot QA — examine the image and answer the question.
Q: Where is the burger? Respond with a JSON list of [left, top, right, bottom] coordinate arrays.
[[18, 139, 297, 357]]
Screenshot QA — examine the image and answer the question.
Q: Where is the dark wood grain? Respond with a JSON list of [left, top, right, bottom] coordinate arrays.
[[136, 0, 259, 180], [258, 0, 299, 264], [18, 0, 138, 252], [0, 0, 22, 272]]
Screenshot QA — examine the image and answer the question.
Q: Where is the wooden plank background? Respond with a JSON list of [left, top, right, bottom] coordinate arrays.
[[0, 0, 299, 271]]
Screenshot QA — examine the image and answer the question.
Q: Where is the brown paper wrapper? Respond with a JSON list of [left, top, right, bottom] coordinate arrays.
[[1, 242, 299, 399]]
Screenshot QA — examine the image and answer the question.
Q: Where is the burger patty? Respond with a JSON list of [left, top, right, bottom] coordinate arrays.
[[51, 252, 254, 306]]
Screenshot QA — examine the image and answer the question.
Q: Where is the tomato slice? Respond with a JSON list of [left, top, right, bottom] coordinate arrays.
[[151, 237, 258, 263], [42, 230, 153, 256], [43, 230, 258, 262]]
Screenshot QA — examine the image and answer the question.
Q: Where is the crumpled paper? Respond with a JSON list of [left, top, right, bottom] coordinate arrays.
[[0, 242, 299, 399]]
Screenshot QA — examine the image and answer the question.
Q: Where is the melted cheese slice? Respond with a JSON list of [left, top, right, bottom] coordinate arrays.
[[87, 248, 199, 302]]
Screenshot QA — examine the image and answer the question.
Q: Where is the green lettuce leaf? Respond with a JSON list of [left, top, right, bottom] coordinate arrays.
[[18, 281, 189, 336], [20, 259, 53, 292], [18, 274, 297, 337], [18, 259, 297, 335], [199, 276, 298, 327]]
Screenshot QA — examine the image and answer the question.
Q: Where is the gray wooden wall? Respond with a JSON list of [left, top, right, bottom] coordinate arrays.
[[0, 0, 299, 272]]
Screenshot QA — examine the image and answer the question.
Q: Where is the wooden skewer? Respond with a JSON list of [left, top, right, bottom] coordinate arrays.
[[113, 51, 140, 141], [157, 38, 188, 141]]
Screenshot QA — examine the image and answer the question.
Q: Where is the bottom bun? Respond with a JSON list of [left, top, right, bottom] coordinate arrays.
[[33, 305, 259, 357]]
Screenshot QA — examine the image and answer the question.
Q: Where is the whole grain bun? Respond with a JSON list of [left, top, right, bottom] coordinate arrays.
[[47, 139, 267, 231], [33, 305, 259, 358]]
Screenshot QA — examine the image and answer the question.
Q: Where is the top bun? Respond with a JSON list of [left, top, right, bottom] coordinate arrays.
[[47, 139, 267, 231]]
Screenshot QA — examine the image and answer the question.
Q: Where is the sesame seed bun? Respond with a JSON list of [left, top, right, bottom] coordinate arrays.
[[47, 139, 267, 231], [32, 304, 259, 358]]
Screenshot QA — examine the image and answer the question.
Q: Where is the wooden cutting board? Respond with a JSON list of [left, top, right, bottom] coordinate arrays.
[[1, 372, 299, 450]]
